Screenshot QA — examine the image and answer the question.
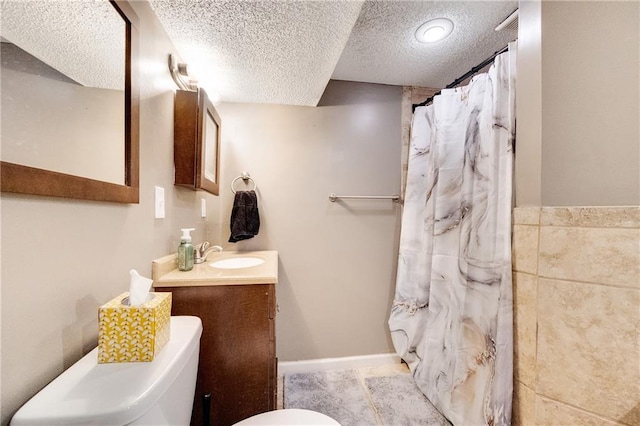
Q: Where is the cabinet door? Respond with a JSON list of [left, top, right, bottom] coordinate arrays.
[[161, 284, 274, 426]]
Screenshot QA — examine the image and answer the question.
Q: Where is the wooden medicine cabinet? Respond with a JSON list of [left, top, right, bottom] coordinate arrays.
[[174, 88, 221, 195]]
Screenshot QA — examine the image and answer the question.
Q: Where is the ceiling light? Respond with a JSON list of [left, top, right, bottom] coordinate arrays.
[[415, 18, 454, 43], [423, 26, 445, 42]]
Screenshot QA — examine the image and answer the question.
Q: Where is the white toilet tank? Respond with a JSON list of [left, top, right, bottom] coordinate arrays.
[[11, 316, 202, 425]]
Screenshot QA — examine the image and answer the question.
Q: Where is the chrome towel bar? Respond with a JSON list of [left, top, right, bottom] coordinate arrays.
[[329, 193, 401, 203]]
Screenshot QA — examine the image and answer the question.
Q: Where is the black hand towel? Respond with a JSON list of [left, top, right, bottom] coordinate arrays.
[[229, 190, 260, 242]]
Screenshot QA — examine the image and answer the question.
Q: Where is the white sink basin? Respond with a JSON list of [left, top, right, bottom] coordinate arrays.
[[209, 257, 265, 269]]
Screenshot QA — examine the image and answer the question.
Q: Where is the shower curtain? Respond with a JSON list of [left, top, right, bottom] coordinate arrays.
[[389, 43, 516, 426]]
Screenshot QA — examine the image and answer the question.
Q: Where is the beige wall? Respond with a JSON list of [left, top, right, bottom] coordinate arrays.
[[215, 80, 402, 361], [541, 1, 639, 206], [512, 206, 640, 425], [0, 2, 221, 423], [516, 1, 640, 206], [514, 0, 542, 207]]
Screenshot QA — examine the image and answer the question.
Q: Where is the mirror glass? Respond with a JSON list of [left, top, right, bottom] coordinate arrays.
[[203, 110, 218, 184], [1, 0, 126, 185]]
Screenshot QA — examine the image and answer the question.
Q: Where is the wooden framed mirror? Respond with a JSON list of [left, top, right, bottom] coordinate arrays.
[[174, 88, 221, 196], [0, 0, 140, 203]]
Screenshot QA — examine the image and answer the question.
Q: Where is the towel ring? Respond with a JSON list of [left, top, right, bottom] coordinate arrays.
[[231, 171, 257, 194]]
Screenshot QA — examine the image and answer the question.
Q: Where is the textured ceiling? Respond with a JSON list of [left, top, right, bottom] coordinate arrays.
[[150, 0, 517, 106], [0, 0, 518, 105], [332, 1, 518, 88], [149, 0, 365, 106], [0, 0, 124, 90]]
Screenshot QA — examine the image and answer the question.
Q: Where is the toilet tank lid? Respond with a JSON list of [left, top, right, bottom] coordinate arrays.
[[11, 316, 203, 425]]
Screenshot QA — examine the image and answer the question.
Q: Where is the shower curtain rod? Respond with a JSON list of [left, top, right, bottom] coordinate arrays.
[[412, 43, 512, 112]]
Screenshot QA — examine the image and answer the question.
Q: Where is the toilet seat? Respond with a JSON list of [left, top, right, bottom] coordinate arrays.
[[233, 409, 340, 425]]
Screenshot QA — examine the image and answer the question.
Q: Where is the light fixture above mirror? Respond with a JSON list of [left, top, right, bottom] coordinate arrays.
[[168, 54, 197, 91]]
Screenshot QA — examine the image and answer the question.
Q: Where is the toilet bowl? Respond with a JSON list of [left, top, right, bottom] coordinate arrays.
[[11, 316, 202, 425], [234, 408, 340, 425]]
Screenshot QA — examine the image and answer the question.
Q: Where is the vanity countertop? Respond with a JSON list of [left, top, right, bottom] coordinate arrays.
[[152, 250, 278, 287]]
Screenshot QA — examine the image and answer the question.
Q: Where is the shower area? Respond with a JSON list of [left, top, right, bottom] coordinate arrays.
[[389, 45, 516, 425], [386, 2, 640, 423], [282, 45, 517, 426]]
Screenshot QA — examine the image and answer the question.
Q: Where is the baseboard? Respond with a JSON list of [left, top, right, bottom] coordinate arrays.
[[278, 353, 401, 375]]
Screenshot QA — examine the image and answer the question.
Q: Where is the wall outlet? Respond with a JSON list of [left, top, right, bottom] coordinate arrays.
[[155, 186, 165, 219], [201, 198, 207, 218]]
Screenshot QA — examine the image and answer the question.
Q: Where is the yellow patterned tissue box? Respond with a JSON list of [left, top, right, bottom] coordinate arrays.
[[98, 292, 171, 363]]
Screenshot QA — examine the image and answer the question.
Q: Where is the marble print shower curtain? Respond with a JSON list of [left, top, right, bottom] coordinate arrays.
[[389, 44, 516, 426]]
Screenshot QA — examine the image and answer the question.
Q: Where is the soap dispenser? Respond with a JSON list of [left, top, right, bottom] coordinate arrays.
[[178, 228, 195, 271]]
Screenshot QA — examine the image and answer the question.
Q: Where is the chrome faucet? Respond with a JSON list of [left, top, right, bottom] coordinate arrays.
[[194, 241, 223, 264]]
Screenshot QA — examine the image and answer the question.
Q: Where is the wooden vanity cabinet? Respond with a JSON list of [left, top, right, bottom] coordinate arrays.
[[157, 283, 276, 426]]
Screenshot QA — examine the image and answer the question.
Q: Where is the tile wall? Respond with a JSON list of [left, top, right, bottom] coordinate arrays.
[[512, 206, 640, 425]]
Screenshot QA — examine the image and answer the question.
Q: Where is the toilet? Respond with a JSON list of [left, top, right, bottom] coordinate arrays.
[[11, 315, 339, 426], [11, 316, 203, 425]]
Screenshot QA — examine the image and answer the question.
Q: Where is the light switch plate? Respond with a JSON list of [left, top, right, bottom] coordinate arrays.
[[155, 186, 165, 219], [201, 198, 207, 218]]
